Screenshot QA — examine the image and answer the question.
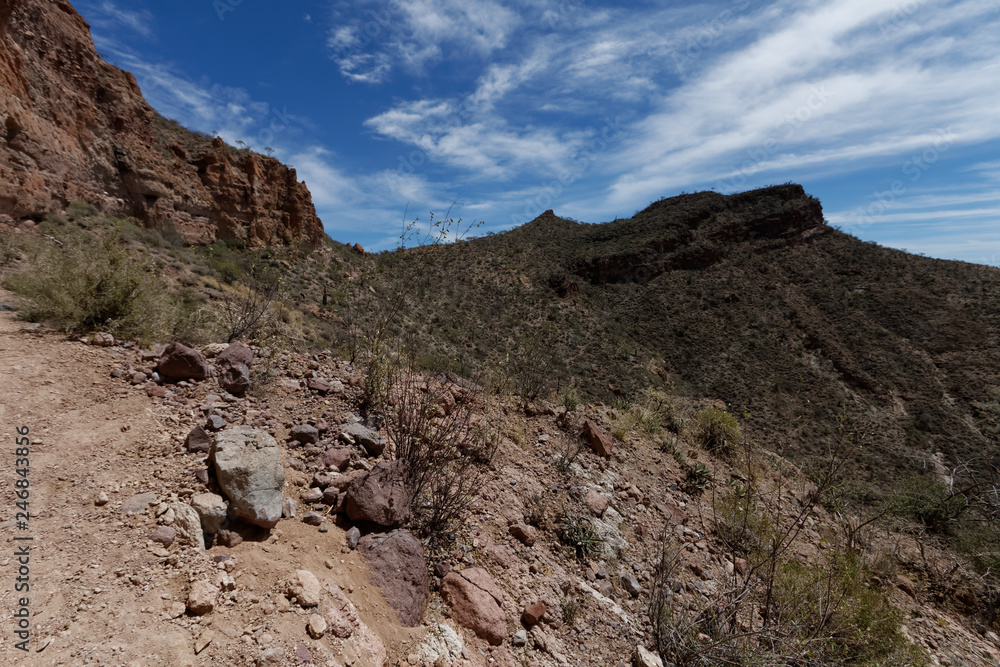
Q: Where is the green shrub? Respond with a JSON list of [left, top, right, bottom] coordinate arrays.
[[894, 475, 968, 534], [5, 232, 174, 344], [685, 462, 712, 493], [692, 407, 741, 455], [65, 199, 98, 220]]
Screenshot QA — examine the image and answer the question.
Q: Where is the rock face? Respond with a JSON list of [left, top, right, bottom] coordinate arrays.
[[0, 0, 325, 247], [440, 568, 508, 645], [158, 343, 209, 381], [357, 530, 429, 627], [344, 460, 411, 528], [211, 428, 285, 528]]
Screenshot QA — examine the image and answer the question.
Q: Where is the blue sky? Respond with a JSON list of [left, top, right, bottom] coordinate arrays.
[[77, 0, 1000, 263]]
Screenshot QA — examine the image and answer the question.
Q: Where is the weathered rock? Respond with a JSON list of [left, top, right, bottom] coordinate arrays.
[[512, 629, 528, 647], [306, 378, 331, 394], [344, 460, 411, 528], [185, 425, 212, 453], [217, 341, 253, 367], [522, 602, 547, 626], [621, 571, 642, 598], [120, 492, 157, 514], [169, 502, 206, 551], [325, 605, 355, 639], [416, 624, 464, 666], [585, 490, 610, 516], [212, 428, 285, 529], [358, 530, 429, 627], [95, 491, 109, 506], [90, 332, 114, 347], [301, 488, 323, 503], [583, 420, 613, 458], [201, 343, 230, 357], [191, 493, 228, 534], [282, 497, 297, 518], [440, 568, 507, 645], [149, 525, 176, 548], [285, 570, 322, 607], [306, 613, 327, 639], [322, 447, 352, 471], [896, 574, 917, 599], [216, 529, 243, 548], [158, 342, 209, 381], [341, 422, 384, 457], [346, 526, 361, 550], [633, 645, 664, 667], [302, 511, 324, 526], [290, 424, 319, 445], [219, 363, 251, 396], [205, 414, 227, 432], [194, 629, 215, 655], [187, 580, 217, 616], [509, 523, 537, 547], [257, 648, 287, 666]]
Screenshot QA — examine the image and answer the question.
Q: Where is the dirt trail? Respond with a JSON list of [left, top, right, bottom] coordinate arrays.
[[0, 302, 420, 666]]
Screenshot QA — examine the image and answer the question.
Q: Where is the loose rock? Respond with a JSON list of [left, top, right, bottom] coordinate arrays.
[[212, 428, 286, 529]]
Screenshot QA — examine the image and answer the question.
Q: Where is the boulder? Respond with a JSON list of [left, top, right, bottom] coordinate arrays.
[[219, 363, 251, 395], [585, 490, 610, 516], [289, 424, 319, 445], [583, 420, 613, 458], [440, 568, 507, 645], [341, 422, 385, 457], [322, 447, 352, 471], [344, 460, 411, 528], [211, 428, 286, 529], [185, 426, 212, 454], [149, 525, 176, 548], [158, 342, 209, 381], [521, 602, 546, 626], [357, 530, 429, 627], [217, 341, 253, 367], [509, 523, 537, 546], [90, 332, 114, 347], [191, 493, 228, 533]]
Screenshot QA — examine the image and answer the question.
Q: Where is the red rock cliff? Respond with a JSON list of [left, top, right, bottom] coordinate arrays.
[[0, 0, 326, 246]]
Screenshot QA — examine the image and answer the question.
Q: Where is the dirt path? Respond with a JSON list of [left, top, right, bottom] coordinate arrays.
[[0, 302, 421, 667]]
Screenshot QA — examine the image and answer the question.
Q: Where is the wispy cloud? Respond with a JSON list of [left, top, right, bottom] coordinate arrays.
[[79, 1, 154, 39]]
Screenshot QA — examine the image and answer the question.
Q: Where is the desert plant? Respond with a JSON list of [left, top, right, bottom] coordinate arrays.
[[691, 406, 741, 455], [218, 262, 282, 343], [5, 231, 174, 343], [557, 512, 604, 560], [384, 368, 498, 538], [685, 462, 712, 493]]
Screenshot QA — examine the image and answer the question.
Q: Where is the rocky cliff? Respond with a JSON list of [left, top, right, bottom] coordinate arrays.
[[0, 0, 326, 246]]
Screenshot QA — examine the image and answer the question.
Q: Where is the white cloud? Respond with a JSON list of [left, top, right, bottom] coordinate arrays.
[[84, 1, 154, 38]]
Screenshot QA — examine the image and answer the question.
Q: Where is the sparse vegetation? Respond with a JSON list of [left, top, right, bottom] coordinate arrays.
[[691, 406, 741, 456]]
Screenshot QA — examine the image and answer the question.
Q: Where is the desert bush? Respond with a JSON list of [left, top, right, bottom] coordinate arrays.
[[65, 199, 98, 220], [5, 232, 174, 343], [385, 369, 497, 538], [218, 262, 282, 343], [684, 462, 712, 493], [691, 406, 741, 455], [652, 430, 927, 667]]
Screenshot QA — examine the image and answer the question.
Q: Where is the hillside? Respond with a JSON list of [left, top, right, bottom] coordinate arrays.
[[0, 0, 324, 246], [326, 184, 1000, 488]]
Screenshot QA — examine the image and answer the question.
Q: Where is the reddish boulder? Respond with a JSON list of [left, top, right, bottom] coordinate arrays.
[[357, 530, 429, 627], [440, 568, 507, 645], [521, 602, 546, 626], [583, 420, 614, 458], [344, 461, 411, 528], [158, 342, 209, 381], [322, 447, 352, 471]]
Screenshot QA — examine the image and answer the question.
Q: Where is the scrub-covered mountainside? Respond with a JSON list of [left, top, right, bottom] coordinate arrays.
[[332, 184, 1000, 489], [0, 0, 324, 246]]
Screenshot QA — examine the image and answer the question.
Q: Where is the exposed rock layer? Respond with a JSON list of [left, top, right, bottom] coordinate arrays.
[[0, 0, 325, 246]]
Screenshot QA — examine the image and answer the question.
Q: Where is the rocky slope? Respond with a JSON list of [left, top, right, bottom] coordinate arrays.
[[0, 0, 325, 247], [1, 297, 999, 667]]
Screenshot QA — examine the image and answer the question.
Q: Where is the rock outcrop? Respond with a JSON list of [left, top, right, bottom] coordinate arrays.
[[0, 0, 325, 247]]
